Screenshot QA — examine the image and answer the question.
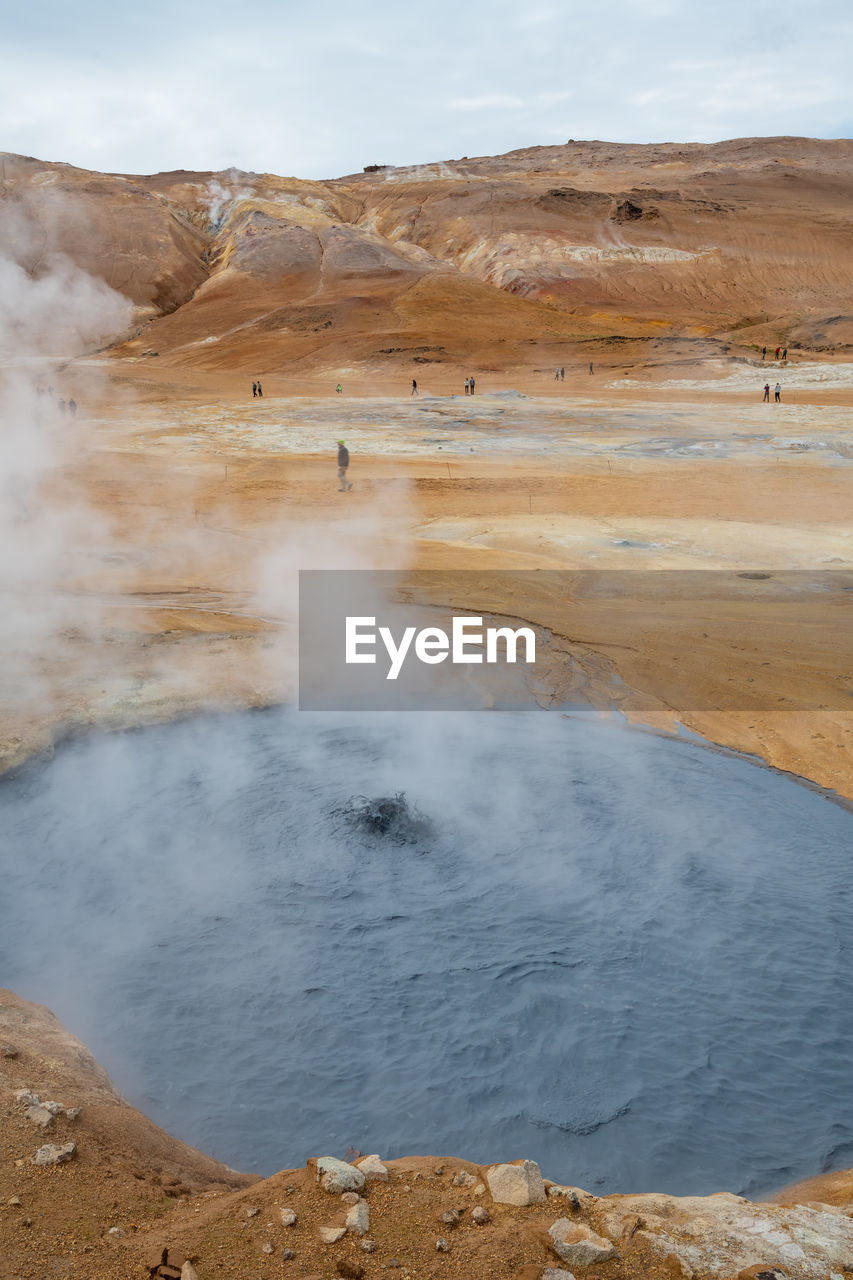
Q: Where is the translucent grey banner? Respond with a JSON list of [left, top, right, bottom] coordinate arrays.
[[298, 569, 853, 712]]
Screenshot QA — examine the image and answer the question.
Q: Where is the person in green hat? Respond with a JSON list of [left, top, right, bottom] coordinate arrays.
[[337, 440, 352, 491]]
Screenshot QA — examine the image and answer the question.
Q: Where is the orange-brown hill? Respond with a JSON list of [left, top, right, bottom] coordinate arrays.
[[2, 137, 852, 378]]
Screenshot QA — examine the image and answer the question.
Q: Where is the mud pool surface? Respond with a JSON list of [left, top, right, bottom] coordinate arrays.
[[2, 709, 852, 1196]]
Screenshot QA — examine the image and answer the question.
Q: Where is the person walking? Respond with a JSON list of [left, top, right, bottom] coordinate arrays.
[[252, 381, 257, 397], [560, 367, 565, 381], [464, 377, 470, 395], [589, 361, 594, 375], [257, 380, 263, 397], [68, 398, 77, 416], [336, 383, 342, 394], [761, 347, 766, 360], [782, 347, 788, 360], [774, 383, 781, 403], [774, 347, 780, 360], [411, 378, 418, 396], [337, 440, 353, 491], [469, 375, 475, 394], [554, 368, 560, 381], [763, 382, 770, 402]]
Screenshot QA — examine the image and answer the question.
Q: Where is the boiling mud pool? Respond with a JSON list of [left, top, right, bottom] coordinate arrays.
[[3, 709, 852, 1196]]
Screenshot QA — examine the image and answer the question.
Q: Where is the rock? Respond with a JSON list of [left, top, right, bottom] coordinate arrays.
[[387, 1259, 402, 1268], [64, 1107, 81, 1121], [282, 1248, 295, 1260], [181, 1265, 201, 1280], [261, 1243, 274, 1254], [472, 1206, 491, 1225], [451, 1169, 478, 1187], [548, 1220, 617, 1267], [1, 1042, 18, 1057], [25, 1105, 55, 1128], [8, 1197, 22, 1207], [14, 1089, 39, 1106], [107, 1226, 125, 1238], [346, 1200, 370, 1235], [316, 1156, 366, 1194], [42, 1100, 64, 1115], [436, 1236, 450, 1252], [341, 1191, 361, 1205], [541, 1271, 577, 1280], [246, 1206, 260, 1217], [33, 1141, 76, 1166], [319, 1226, 347, 1244], [487, 1160, 546, 1206], [356, 1153, 389, 1182], [361, 1238, 376, 1252], [439, 1209, 460, 1229], [474, 1182, 486, 1195], [280, 1209, 297, 1227], [336, 1263, 364, 1280]]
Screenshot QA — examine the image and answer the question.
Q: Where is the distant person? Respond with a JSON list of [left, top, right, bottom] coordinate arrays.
[[257, 380, 263, 397], [782, 347, 788, 360], [337, 440, 353, 491], [252, 381, 258, 397], [554, 368, 560, 381], [469, 376, 475, 394], [589, 361, 594, 375], [411, 378, 418, 396], [761, 347, 766, 360], [774, 347, 780, 360], [464, 377, 470, 395], [336, 383, 342, 394], [560, 367, 565, 381], [68, 398, 77, 417], [774, 382, 782, 403], [763, 382, 770, 401]]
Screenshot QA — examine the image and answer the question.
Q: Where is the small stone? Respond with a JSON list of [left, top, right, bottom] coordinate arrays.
[[541, 1271, 577, 1280], [436, 1237, 450, 1252], [487, 1160, 546, 1206], [65, 1107, 82, 1121], [472, 1206, 491, 1225], [25, 1106, 54, 1129], [388, 1258, 402, 1268], [474, 1182, 486, 1195], [42, 1101, 64, 1115], [356, 1153, 389, 1183], [451, 1169, 478, 1188], [33, 1141, 76, 1166], [361, 1239, 377, 1253], [341, 1191, 361, 1205], [8, 1197, 22, 1207], [261, 1243, 274, 1254], [336, 1262, 364, 1280], [319, 1226, 347, 1244], [181, 1265, 201, 1280], [435, 1166, 444, 1175], [439, 1210, 460, 1229], [548, 1220, 616, 1267], [280, 1209, 297, 1226], [346, 1200, 370, 1235], [246, 1206, 260, 1217], [15, 1089, 39, 1106], [282, 1248, 295, 1261], [1, 1042, 18, 1057], [108, 1226, 125, 1238], [316, 1156, 366, 1194]]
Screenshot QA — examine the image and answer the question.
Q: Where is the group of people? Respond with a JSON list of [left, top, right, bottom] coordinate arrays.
[[763, 382, 783, 402], [554, 363, 594, 378], [251, 380, 264, 397], [761, 347, 788, 361]]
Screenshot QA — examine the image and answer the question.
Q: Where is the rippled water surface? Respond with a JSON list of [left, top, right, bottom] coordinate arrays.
[[2, 709, 852, 1196]]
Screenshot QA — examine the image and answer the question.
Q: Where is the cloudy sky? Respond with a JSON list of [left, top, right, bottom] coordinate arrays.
[[2, 0, 851, 179]]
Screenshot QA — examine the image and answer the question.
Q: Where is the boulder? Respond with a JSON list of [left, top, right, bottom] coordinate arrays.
[[346, 1200, 370, 1235], [548, 1220, 616, 1266], [33, 1141, 77, 1166], [316, 1156, 365, 1194], [356, 1154, 389, 1182], [25, 1105, 55, 1128], [487, 1159, 546, 1206]]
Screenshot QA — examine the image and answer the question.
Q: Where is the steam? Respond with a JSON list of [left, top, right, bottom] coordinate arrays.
[[200, 169, 256, 229]]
